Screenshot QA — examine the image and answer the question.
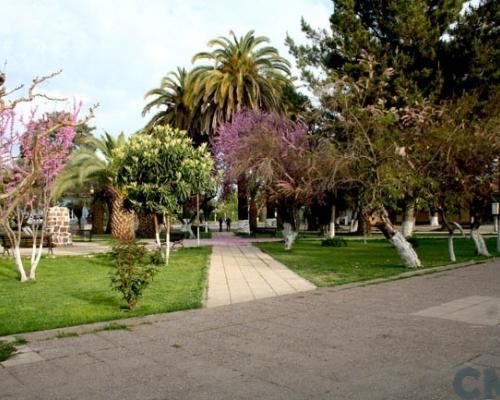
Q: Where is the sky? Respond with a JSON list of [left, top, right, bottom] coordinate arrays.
[[1, 0, 332, 135]]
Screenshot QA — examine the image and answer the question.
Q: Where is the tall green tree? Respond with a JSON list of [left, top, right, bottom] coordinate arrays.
[[442, 0, 499, 106], [192, 30, 292, 134], [192, 30, 293, 230], [287, 0, 463, 103], [142, 68, 206, 141]]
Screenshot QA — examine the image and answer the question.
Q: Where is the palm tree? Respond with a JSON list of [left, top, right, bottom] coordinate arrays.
[[191, 30, 292, 134], [142, 67, 215, 146], [55, 132, 135, 242], [191, 30, 292, 230], [142, 67, 193, 130]]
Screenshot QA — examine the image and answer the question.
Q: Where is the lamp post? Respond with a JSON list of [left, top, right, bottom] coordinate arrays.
[[492, 202, 499, 252]]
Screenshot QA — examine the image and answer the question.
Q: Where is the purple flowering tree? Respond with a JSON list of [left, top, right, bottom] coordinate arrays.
[[213, 110, 341, 249], [0, 70, 96, 281]]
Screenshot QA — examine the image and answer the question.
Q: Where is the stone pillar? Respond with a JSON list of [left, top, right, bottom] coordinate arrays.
[[47, 207, 72, 246]]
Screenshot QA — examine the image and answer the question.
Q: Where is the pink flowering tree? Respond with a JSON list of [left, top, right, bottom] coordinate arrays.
[[213, 110, 341, 249], [0, 70, 96, 281]]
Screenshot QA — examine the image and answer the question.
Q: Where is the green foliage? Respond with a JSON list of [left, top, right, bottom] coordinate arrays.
[[100, 322, 130, 331], [13, 337, 27, 346], [287, 0, 464, 103], [115, 126, 215, 217], [56, 332, 80, 339], [192, 30, 292, 134], [321, 237, 348, 247], [111, 241, 162, 310], [55, 131, 128, 200], [143, 67, 194, 132], [443, 0, 499, 106], [0, 341, 17, 362]]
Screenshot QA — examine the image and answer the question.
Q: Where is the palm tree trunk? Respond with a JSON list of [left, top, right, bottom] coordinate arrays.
[[111, 193, 135, 242], [91, 201, 105, 234]]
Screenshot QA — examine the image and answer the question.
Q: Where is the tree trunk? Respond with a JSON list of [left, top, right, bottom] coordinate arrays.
[[429, 211, 439, 227], [180, 219, 195, 238], [154, 214, 161, 248], [91, 201, 105, 234], [369, 207, 421, 268], [111, 193, 135, 242], [283, 223, 298, 250], [13, 246, 28, 282], [29, 240, 44, 280], [265, 201, 276, 227], [137, 213, 156, 238], [283, 204, 298, 251], [358, 211, 372, 236], [237, 176, 250, 233], [448, 234, 456, 262], [401, 204, 415, 238], [276, 204, 284, 230], [165, 215, 170, 265], [249, 194, 258, 233], [471, 225, 490, 256], [105, 199, 113, 234], [328, 204, 336, 239], [437, 208, 464, 263]]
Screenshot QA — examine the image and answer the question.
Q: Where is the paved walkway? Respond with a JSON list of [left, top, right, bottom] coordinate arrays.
[[206, 245, 316, 307], [1, 260, 499, 399]]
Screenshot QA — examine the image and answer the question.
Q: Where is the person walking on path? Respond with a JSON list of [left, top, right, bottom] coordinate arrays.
[[226, 218, 231, 232]]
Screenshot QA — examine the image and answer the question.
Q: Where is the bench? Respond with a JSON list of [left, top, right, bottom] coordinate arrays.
[[0, 234, 55, 255], [251, 227, 278, 237]]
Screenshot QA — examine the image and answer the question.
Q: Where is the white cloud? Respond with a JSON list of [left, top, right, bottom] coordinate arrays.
[[2, 0, 332, 135]]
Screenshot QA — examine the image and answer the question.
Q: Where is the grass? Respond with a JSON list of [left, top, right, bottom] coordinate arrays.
[[255, 237, 499, 287], [56, 332, 80, 339], [99, 322, 130, 331], [0, 246, 211, 336], [0, 341, 17, 361]]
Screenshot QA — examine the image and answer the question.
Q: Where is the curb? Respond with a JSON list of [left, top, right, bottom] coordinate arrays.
[[323, 257, 495, 293]]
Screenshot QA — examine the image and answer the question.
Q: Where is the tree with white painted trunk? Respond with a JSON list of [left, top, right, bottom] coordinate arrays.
[[0, 70, 96, 281], [404, 95, 500, 259], [316, 55, 423, 268], [114, 125, 215, 265], [438, 208, 464, 263]]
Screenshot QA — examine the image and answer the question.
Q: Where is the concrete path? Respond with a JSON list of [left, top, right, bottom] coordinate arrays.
[[1, 260, 499, 399], [206, 245, 316, 307], [9, 241, 112, 257]]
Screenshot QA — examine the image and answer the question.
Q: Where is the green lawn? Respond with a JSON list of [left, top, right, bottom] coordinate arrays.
[[0, 246, 211, 336], [256, 237, 499, 287]]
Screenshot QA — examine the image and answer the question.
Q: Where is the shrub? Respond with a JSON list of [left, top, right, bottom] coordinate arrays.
[[321, 237, 348, 247], [0, 341, 17, 362], [111, 241, 161, 310]]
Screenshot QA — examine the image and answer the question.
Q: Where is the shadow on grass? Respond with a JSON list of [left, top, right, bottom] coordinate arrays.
[[69, 290, 122, 309]]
